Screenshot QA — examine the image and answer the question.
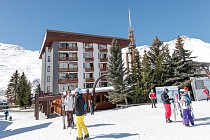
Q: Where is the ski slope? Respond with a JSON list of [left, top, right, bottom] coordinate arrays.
[[1, 100, 210, 140]]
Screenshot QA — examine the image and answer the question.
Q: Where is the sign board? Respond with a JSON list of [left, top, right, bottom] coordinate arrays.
[[155, 86, 179, 103]]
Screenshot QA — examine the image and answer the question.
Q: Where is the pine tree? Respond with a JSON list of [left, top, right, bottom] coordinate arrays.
[[141, 50, 153, 103], [162, 44, 174, 86], [168, 36, 197, 86], [108, 38, 128, 105], [35, 84, 41, 94], [128, 50, 144, 103], [147, 36, 165, 87], [5, 70, 20, 104], [17, 72, 31, 108]]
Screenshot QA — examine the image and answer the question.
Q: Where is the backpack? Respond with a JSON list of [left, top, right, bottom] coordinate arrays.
[[185, 94, 191, 106]]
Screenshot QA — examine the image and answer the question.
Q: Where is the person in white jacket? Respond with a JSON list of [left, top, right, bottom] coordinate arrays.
[[64, 90, 75, 128]]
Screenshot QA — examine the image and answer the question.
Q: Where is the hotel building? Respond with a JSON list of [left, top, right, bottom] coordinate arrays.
[[39, 30, 130, 94]]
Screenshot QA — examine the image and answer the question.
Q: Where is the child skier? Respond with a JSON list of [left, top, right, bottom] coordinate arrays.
[[4, 109, 9, 120], [180, 89, 194, 126]]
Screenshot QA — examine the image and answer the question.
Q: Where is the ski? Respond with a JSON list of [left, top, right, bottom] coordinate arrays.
[[61, 93, 66, 130], [172, 91, 177, 122]]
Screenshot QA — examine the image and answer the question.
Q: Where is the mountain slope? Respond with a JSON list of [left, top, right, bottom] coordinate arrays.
[[0, 43, 41, 95], [122, 36, 210, 63]]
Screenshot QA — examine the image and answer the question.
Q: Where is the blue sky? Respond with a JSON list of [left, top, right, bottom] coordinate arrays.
[[0, 0, 210, 51]]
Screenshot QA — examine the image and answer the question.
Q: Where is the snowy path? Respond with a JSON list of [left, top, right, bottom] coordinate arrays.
[[1, 101, 210, 140]]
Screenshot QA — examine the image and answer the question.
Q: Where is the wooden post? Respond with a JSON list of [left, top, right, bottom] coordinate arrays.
[[35, 93, 39, 120]]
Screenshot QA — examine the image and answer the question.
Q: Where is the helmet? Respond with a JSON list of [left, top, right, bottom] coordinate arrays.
[[164, 88, 169, 93], [75, 88, 82, 95]]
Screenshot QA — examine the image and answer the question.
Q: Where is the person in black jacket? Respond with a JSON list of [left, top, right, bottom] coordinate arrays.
[[161, 88, 174, 123], [74, 88, 89, 140]]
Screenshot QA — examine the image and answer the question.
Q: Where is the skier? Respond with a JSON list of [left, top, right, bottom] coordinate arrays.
[[149, 89, 157, 108], [4, 109, 9, 120], [203, 86, 209, 101], [74, 88, 89, 140], [180, 89, 194, 126], [161, 88, 174, 123], [64, 90, 75, 128]]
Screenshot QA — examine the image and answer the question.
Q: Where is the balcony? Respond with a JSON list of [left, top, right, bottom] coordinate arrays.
[[100, 77, 107, 81], [85, 57, 94, 62], [100, 49, 108, 52], [86, 78, 95, 82], [58, 78, 78, 84], [100, 67, 108, 72], [58, 68, 78, 72], [85, 48, 94, 52], [59, 47, 78, 51], [100, 58, 108, 62], [59, 57, 78, 61], [85, 67, 94, 72]]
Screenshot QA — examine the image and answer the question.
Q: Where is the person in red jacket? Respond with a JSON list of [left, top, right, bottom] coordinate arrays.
[[203, 86, 209, 101], [149, 89, 157, 108]]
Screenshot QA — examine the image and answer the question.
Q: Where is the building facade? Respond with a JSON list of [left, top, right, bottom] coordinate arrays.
[[39, 30, 130, 94]]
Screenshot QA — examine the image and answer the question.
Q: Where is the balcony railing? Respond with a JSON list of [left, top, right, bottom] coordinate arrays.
[[58, 68, 78, 72], [58, 78, 78, 84], [85, 48, 94, 52], [85, 67, 94, 72], [86, 78, 95, 82], [59, 57, 78, 61], [100, 58, 108, 62], [100, 67, 108, 71], [59, 47, 78, 51], [100, 77, 107, 81], [100, 49, 108, 52], [85, 57, 94, 61]]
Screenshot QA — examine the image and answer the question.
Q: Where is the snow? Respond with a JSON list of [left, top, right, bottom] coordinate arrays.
[[1, 100, 210, 140]]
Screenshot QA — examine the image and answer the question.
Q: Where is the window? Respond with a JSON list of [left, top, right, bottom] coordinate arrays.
[[69, 83, 78, 90], [59, 43, 68, 49], [69, 43, 77, 49], [100, 63, 107, 69], [100, 53, 107, 58], [47, 86, 50, 92], [84, 53, 93, 58], [59, 62, 68, 69], [96, 95, 100, 103], [102, 95, 109, 102], [47, 66, 50, 72], [86, 83, 94, 88], [69, 52, 77, 58], [99, 44, 107, 49], [48, 47, 51, 52], [100, 82, 108, 87], [84, 43, 93, 48], [86, 73, 93, 78], [47, 76, 50, 82], [48, 56, 50, 62], [59, 73, 67, 80], [69, 62, 78, 68], [85, 62, 94, 68], [69, 73, 78, 79]]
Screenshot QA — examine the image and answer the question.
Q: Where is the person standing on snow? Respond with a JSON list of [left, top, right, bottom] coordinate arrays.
[[161, 88, 174, 123], [64, 90, 75, 128], [203, 86, 209, 101], [74, 88, 89, 140], [180, 89, 194, 126], [149, 89, 157, 108]]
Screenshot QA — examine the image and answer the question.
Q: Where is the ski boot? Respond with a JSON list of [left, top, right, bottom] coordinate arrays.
[[185, 123, 190, 127], [76, 137, 83, 140], [84, 134, 89, 139], [166, 118, 172, 123]]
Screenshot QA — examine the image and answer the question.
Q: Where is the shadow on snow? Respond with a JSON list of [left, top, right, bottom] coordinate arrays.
[[87, 123, 115, 128], [88, 133, 139, 139], [0, 120, 52, 139]]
